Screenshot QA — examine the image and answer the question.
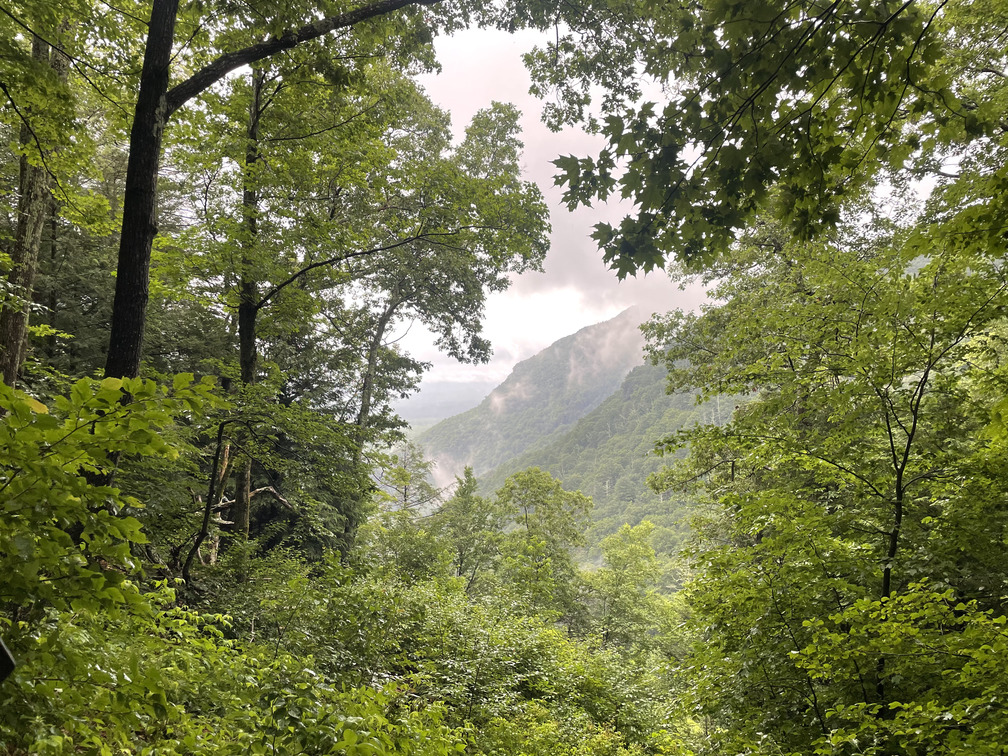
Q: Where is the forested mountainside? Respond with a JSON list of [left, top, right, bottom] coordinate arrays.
[[477, 362, 722, 557], [418, 307, 645, 480]]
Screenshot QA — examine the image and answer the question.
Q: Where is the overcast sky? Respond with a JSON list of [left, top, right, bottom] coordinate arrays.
[[395, 29, 706, 385]]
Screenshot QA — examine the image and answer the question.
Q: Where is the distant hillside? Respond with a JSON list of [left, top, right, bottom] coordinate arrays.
[[418, 308, 646, 484], [394, 380, 499, 432], [478, 362, 730, 556]]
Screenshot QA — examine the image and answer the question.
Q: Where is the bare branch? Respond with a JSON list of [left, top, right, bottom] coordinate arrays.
[[256, 231, 452, 310]]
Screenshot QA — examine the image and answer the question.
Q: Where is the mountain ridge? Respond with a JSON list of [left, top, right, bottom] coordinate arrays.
[[417, 309, 729, 557], [418, 307, 646, 484]]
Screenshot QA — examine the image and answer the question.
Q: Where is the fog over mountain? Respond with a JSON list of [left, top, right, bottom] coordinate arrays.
[[393, 380, 500, 433], [417, 307, 646, 485], [415, 309, 732, 559]]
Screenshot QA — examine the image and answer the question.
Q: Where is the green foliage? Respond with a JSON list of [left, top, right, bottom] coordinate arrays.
[[533, 0, 1008, 274], [650, 215, 1008, 753], [585, 522, 663, 649], [429, 466, 509, 592], [0, 383, 457, 755], [361, 508, 453, 585], [375, 441, 443, 514], [220, 557, 688, 756], [167, 59, 548, 410], [498, 467, 593, 551], [1, 588, 464, 755], [0, 375, 217, 615], [494, 467, 593, 618], [0, 376, 686, 755], [799, 583, 1008, 755]]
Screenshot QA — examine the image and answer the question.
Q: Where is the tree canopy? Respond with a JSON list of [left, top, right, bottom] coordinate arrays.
[[537, 0, 1007, 274]]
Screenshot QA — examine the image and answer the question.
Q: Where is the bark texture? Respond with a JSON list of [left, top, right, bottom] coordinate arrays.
[[104, 0, 180, 379], [0, 32, 69, 387], [230, 68, 265, 542]]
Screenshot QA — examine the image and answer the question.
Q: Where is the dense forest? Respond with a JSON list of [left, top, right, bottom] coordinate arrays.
[[475, 361, 711, 562], [2, 0, 1007, 754]]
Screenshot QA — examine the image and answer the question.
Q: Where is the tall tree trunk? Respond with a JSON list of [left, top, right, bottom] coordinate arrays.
[[44, 201, 59, 361], [0, 32, 69, 387], [338, 293, 402, 553], [356, 292, 402, 429], [104, 0, 180, 379], [230, 68, 265, 543]]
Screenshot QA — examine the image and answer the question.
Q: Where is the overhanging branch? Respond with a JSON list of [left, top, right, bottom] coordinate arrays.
[[165, 0, 444, 116]]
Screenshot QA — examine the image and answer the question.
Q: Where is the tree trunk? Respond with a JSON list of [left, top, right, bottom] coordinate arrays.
[[230, 68, 265, 542], [44, 202, 59, 361], [356, 293, 402, 429], [233, 458, 252, 542], [0, 32, 69, 387], [238, 68, 263, 388], [104, 0, 180, 379]]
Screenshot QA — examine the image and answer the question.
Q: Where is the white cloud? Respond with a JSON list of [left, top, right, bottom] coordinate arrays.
[[396, 28, 706, 390]]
